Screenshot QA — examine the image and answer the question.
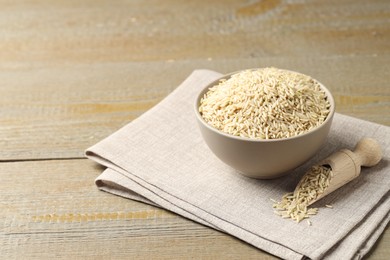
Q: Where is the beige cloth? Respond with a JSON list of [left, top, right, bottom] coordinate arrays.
[[86, 70, 390, 260]]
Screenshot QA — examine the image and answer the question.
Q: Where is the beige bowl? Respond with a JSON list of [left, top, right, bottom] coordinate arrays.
[[194, 70, 335, 179]]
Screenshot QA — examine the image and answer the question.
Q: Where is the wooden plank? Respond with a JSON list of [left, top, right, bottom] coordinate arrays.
[[1, 56, 389, 160], [0, 159, 388, 259], [0, 1, 389, 159], [0, 159, 277, 259], [0, 0, 388, 62], [0, 1, 389, 259]]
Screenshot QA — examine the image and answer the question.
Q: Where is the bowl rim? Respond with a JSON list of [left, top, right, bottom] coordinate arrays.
[[194, 68, 336, 143]]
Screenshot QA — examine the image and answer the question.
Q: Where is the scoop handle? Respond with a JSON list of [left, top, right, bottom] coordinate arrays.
[[305, 138, 382, 206], [352, 138, 382, 168]]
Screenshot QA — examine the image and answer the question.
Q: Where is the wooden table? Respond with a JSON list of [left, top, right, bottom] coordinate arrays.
[[1, 0, 389, 259]]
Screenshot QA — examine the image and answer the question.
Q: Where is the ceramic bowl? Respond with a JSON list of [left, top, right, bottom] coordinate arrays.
[[194, 69, 335, 179]]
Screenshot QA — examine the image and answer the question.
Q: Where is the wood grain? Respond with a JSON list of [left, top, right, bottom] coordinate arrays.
[[0, 159, 277, 259], [0, 56, 389, 160], [0, 159, 388, 259], [0, 0, 389, 160], [0, 0, 388, 62], [0, 0, 389, 259]]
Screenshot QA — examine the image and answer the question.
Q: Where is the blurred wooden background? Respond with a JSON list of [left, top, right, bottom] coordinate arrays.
[[0, 0, 389, 259]]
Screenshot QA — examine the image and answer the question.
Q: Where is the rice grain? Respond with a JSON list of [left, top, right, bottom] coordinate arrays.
[[199, 68, 330, 139], [273, 165, 333, 223]]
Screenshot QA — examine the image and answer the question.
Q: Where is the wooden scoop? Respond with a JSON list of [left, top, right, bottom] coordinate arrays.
[[297, 138, 382, 206]]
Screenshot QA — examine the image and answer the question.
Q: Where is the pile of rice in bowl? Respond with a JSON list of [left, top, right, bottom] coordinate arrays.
[[199, 67, 331, 139]]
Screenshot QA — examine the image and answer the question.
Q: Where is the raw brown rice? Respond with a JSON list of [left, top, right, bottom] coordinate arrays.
[[199, 67, 330, 139], [272, 165, 333, 223]]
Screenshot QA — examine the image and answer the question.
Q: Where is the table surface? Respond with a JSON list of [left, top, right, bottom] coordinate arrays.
[[1, 0, 389, 259]]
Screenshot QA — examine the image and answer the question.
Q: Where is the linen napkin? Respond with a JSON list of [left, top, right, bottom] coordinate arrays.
[[86, 70, 390, 260]]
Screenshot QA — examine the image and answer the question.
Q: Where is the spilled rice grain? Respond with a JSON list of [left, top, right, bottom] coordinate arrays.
[[272, 165, 333, 224]]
